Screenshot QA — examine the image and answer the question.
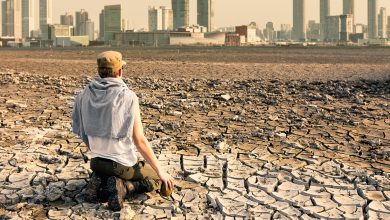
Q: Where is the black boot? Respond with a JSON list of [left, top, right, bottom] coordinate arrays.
[[97, 176, 109, 203], [84, 172, 102, 203], [107, 176, 127, 211]]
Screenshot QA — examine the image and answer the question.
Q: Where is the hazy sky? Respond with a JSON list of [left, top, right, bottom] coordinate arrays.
[[53, 0, 390, 30]]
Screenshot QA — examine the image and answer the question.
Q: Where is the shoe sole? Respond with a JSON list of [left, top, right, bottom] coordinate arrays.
[[107, 177, 123, 211]]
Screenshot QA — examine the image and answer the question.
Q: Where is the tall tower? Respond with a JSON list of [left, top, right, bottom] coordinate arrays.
[[387, 15, 390, 37], [84, 19, 94, 40], [60, 12, 73, 26], [292, 0, 306, 41], [197, 0, 214, 32], [320, 0, 330, 41], [162, 7, 173, 31], [103, 4, 121, 42], [4, 0, 22, 39], [0, 0, 3, 36], [368, 0, 378, 38], [378, 7, 387, 38], [172, 0, 189, 29], [75, 9, 88, 35], [149, 7, 173, 31], [22, 0, 34, 38], [343, 0, 354, 29], [39, 0, 52, 40], [148, 6, 162, 31], [99, 9, 104, 40]]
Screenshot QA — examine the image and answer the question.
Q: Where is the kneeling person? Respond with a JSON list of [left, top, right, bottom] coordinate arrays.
[[72, 51, 174, 211]]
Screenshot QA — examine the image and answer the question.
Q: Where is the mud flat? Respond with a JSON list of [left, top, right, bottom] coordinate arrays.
[[0, 48, 389, 219]]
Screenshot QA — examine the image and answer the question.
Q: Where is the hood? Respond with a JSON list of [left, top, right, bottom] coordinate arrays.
[[87, 77, 127, 99], [89, 77, 126, 90]]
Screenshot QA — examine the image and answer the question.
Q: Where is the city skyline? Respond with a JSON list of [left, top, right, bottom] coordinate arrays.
[[53, 0, 390, 30]]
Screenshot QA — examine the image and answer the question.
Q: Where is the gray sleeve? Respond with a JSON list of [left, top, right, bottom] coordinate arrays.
[[72, 93, 89, 146]]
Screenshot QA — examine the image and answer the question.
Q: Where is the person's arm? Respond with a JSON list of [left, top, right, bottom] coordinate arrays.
[[132, 101, 175, 190]]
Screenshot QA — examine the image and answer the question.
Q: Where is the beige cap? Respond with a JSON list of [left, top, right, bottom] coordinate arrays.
[[97, 51, 126, 71]]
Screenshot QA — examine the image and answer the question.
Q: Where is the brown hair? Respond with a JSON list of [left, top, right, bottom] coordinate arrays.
[[98, 67, 120, 78]]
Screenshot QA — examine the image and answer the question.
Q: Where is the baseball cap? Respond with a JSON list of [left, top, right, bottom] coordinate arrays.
[[97, 51, 127, 71]]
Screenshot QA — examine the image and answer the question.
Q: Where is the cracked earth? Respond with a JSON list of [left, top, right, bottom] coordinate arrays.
[[0, 48, 389, 219]]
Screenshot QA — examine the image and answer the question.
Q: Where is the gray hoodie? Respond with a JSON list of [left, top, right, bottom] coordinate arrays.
[[72, 77, 138, 145]]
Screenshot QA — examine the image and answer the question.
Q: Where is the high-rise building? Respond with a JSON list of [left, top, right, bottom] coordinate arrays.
[[368, 0, 378, 38], [148, 6, 173, 31], [324, 14, 353, 42], [343, 0, 355, 26], [149, 6, 162, 31], [81, 19, 94, 40], [0, 0, 4, 36], [60, 12, 73, 26], [99, 9, 104, 40], [162, 7, 173, 31], [320, 0, 330, 41], [378, 7, 387, 38], [172, 0, 189, 30], [39, 0, 53, 40], [22, 0, 34, 38], [263, 21, 275, 42], [387, 16, 390, 38], [292, 0, 306, 41], [103, 4, 121, 42], [75, 9, 88, 35], [340, 14, 354, 41], [197, 0, 214, 32], [3, 0, 22, 39]]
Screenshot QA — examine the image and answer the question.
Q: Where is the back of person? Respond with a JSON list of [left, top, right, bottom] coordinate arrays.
[[72, 51, 174, 211]]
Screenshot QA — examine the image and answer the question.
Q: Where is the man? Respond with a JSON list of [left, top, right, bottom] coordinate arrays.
[[72, 51, 174, 211]]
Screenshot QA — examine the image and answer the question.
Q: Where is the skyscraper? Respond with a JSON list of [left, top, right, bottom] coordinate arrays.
[[320, 0, 330, 41], [83, 19, 94, 40], [324, 15, 353, 42], [148, 6, 173, 31], [0, 0, 3, 36], [343, 0, 354, 16], [292, 0, 306, 41], [343, 0, 355, 30], [264, 21, 275, 42], [99, 9, 104, 40], [149, 6, 162, 31], [162, 7, 173, 31], [39, 0, 52, 40], [387, 16, 390, 37], [22, 0, 34, 38], [3, 0, 22, 39], [378, 7, 387, 38], [75, 9, 88, 35], [197, 0, 214, 32], [172, 0, 189, 30], [103, 4, 121, 42], [60, 12, 73, 26], [368, 0, 378, 38]]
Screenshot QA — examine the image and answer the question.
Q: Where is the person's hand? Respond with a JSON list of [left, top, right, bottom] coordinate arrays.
[[158, 171, 175, 191]]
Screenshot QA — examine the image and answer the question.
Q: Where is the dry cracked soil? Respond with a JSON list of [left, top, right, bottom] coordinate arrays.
[[0, 47, 389, 220]]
